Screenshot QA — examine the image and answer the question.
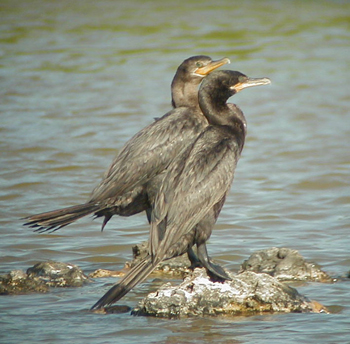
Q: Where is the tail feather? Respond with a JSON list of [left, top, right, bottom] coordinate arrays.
[[23, 203, 100, 233], [91, 256, 159, 310]]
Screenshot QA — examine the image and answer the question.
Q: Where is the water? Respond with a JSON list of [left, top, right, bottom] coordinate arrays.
[[1, 0, 349, 343]]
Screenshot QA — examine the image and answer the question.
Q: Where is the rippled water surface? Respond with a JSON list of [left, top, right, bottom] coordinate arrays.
[[1, 0, 350, 343]]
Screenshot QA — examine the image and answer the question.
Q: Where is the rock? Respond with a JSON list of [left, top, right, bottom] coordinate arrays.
[[240, 247, 332, 282], [0, 269, 49, 295], [133, 268, 326, 318], [89, 242, 192, 280], [126, 242, 192, 276], [89, 269, 125, 278], [0, 261, 89, 295], [27, 261, 89, 287], [95, 305, 132, 314]]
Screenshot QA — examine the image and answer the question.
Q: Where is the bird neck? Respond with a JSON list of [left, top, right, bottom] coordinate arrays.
[[199, 92, 247, 149], [171, 76, 201, 110], [199, 91, 245, 126]]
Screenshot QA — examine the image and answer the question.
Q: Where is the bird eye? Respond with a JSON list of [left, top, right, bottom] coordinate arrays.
[[196, 62, 203, 68], [238, 76, 246, 83]]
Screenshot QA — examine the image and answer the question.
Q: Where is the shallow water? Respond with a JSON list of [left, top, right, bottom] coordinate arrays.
[[1, 0, 350, 343]]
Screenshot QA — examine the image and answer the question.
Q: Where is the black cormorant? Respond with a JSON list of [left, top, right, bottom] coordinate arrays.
[[23, 56, 230, 232], [91, 70, 271, 310]]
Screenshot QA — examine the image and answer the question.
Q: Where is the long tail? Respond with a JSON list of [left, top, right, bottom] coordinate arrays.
[[23, 203, 100, 233], [91, 256, 159, 310]]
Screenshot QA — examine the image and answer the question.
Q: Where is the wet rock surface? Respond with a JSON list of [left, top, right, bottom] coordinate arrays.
[[0, 261, 89, 294], [133, 268, 327, 318], [0, 269, 49, 295], [88, 269, 125, 278], [240, 247, 333, 282], [1, 247, 332, 318], [27, 261, 89, 287]]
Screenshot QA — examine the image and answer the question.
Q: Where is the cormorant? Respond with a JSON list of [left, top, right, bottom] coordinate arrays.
[[91, 70, 271, 310], [23, 56, 229, 232]]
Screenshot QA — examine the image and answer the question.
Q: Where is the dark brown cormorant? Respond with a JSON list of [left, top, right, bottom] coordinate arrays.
[[91, 70, 271, 310], [23, 56, 229, 232]]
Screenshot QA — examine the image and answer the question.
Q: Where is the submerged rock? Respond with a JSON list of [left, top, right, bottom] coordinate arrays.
[[240, 247, 332, 282], [134, 268, 326, 318], [0, 261, 88, 295]]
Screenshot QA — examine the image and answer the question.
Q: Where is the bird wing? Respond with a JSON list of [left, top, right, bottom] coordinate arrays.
[[88, 107, 206, 204], [150, 126, 240, 260]]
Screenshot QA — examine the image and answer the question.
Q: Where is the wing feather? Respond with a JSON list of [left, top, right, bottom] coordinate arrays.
[[150, 127, 240, 260], [89, 108, 206, 204]]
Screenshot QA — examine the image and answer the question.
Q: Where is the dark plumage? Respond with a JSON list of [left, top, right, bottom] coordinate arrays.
[[23, 56, 230, 232], [91, 70, 271, 310]]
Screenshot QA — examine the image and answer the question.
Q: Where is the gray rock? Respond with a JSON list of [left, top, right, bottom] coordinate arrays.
[[126, 242, 192, 276], [27, 261, 88, 287], [0, 261, 89, 295], [0, 269, 48, 295], [240, 247, 332, 282], [89, 269, 125, 278], [133, 268, 326, 318]]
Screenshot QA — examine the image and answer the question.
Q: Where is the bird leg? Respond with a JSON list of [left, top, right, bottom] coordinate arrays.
[[146, 208, 152, 224], [187, 246, 202, 269], [196, 242, 232, 281]]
